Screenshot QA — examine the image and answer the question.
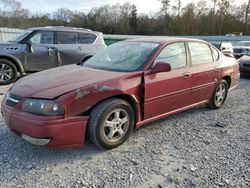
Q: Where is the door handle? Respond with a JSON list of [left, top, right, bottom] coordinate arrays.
[[214, 67, 220, 72], [182, 72, 192, 78], [78, 46, 82, 50], [48, 47, 55, 56]]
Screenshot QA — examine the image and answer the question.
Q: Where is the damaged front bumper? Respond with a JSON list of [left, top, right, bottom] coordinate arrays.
[[1, 99, 88, 149]]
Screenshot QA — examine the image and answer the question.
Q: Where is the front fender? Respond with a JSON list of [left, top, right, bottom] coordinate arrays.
[[57, 85, 124, 117]]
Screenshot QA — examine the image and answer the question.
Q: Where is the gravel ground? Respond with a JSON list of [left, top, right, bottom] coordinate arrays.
[[0, 78, 249, 188]]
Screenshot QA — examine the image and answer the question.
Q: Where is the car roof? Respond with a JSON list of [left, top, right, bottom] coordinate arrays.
[[27, 26, 101, 34], [124, 37, 207, 44]]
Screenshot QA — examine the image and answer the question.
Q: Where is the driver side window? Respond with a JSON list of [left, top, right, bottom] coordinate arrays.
[[155, 42, 187, 69], [29, 31, 54, 44]]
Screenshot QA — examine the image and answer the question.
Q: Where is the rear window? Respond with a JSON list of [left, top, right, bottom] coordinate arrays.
[[189, 42, 213, 65], [78, 33, 97, 44], [57, 32, 77, 44], [210, 46, 219, 61]]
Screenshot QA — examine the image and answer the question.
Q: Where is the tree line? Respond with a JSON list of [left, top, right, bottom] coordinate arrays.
[[0, 0, 250, 35]]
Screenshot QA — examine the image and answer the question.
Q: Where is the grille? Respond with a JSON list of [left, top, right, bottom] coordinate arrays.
[[243, 64, 250, 68], [6, 93, 22, 107], [233, 49, 244, 53]]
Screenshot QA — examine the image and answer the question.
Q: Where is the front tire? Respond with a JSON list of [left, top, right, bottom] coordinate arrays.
[[208, 80, 228, 109], [0, 59, 18, 85], [87, 98, 135, 149]]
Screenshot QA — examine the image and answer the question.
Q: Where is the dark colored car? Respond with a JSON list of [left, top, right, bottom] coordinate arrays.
[[0, 26, 106, 85], [1, 38, 240, 149], [233, 41, 250, 59], [238, 55, 250, 76], [233, 46, 250, 59]]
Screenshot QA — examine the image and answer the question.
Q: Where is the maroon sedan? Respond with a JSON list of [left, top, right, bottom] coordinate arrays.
[[1, 38, 240, 149]]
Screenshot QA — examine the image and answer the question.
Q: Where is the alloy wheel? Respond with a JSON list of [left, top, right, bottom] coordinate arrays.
[[0, 63, 14, 82], [103, 109, 130, 143], [215, 83, 227, 106]]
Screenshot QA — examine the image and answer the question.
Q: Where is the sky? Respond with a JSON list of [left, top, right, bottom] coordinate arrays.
[[20, 0, 247, 14], [20, 0, 161, 14]]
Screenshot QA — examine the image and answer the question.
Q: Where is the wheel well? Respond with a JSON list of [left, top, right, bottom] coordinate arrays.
[[115, 95, 138, 123], [222, 76, 231, 88], [81, 56, 93, 63], [0, 56, 22, 73], [82, 94, 139, 125]]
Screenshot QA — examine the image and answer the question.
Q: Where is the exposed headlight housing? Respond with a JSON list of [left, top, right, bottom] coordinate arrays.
[[21, 99, 65, 116]]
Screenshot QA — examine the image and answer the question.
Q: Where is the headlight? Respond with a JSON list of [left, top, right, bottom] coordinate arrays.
[[21, 99, 65, 116], [4, 92, 9, 100]]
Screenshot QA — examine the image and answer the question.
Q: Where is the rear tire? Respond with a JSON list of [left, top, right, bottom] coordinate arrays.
[[87, 98, 135, 149], [0, 58, 18, 85], [208, 80, 228, 109]]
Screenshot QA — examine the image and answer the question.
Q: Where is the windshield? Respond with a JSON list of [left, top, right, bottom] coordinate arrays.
[[11, 30, 32, 43], [83, 42, 159, 72]]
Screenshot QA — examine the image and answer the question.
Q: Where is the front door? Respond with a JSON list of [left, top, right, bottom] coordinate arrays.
[[144, 42, 192, 120], [25, 31, 58, 71]]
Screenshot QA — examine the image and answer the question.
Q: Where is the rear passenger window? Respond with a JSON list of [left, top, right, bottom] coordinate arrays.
[[78, 33, 97, 44], [155, 42, 187, 69], [189, 42, 213, 65], [57, 32, 77, 44]]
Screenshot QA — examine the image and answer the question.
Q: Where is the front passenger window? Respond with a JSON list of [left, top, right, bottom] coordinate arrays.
[[155, 42, 187, 69]]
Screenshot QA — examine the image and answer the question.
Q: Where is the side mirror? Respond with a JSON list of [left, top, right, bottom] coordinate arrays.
[[26, 42, 33, 53], [152, 62, 171, 73]]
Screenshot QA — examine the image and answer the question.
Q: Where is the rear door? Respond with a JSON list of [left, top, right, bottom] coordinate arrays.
[[188, 42, 219, 104], [54, 31, 82, 65], [144, 42, 192, 120]]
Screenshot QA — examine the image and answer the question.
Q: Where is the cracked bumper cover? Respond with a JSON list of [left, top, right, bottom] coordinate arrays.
[[1, 100, 88, 149]]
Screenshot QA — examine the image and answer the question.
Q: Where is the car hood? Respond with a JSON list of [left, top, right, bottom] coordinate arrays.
[[11, 65, 132, 99], [238, 55, 250, 64]]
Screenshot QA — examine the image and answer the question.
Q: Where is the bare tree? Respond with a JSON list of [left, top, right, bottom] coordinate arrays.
[[195, 0, 208, 15], [129, 5, 137, 33], [159, 0, 171, 15], [0, 0, 29, 17], [212, 0, 217, 15], [177, 0, 181, 17], [53, 8, 73, 23], [245, 0, 250, 33], [0, 0, 249, 35]]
